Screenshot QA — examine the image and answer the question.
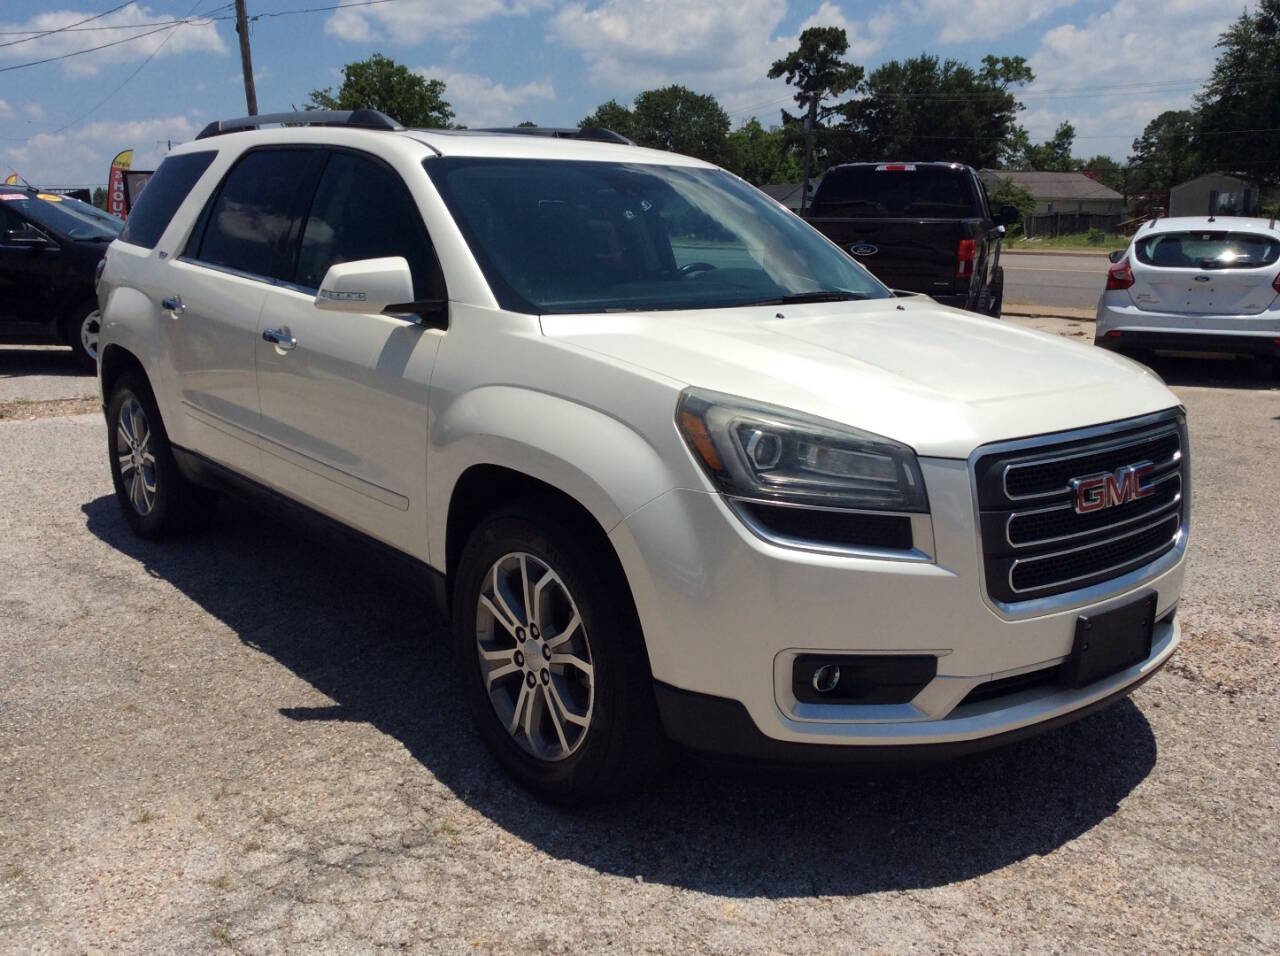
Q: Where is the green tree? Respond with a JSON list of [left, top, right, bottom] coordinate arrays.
[[987, 175, 1036, 226], [1195, 0, 1280, 187], [516, 120, 538, 128], [724, 118, 803, 185], [768, 26, 863, 211], [307, 53, 454, 128], [840, 54, 1032, 169], [1012, 121, 1079, 171], [581, 87, 730, 163], [579, 98, 636, 140], [91, 186, 107, 210], [1080, 154, 1128, 197], [1126, 110, 1201, 194]]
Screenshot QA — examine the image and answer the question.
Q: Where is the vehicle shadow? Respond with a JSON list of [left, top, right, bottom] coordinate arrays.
[[1142, 353, 1278, 390], [81, 493, 1159, 898], [0, 346, 86, 378]]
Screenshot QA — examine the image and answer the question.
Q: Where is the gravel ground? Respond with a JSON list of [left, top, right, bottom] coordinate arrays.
[[0, 347, 97, 403], [0, 334, 1276, 953]]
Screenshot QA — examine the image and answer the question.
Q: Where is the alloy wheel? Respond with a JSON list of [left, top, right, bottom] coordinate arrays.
[[116, 396, 157, 516], [80, 310, 102, 362], [475, 552, 595, 761]]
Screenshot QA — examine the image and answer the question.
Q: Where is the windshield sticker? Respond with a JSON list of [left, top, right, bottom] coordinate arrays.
[[36, 193, 64, 202], [0, 193, 24, 200]]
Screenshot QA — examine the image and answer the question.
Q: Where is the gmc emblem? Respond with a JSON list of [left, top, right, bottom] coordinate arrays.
[[1071, 462, 1156, 514]]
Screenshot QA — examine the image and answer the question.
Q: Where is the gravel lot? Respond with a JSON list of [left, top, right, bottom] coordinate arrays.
[[1, 331, 1277, 953]]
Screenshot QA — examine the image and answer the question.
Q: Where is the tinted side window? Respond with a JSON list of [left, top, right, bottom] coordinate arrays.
[[195, 149, 326, 281], [296, 152, 443, 299], [118, 151, 216, 249]]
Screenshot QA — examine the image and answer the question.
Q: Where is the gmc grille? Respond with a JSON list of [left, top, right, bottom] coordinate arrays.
[[974, 413, 1188, 604]]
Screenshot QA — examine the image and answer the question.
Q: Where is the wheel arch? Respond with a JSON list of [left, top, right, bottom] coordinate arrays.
[[99, 343, 151, 406]]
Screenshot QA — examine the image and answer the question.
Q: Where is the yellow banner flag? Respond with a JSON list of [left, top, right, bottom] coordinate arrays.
[[2, 173, 17, 185], [108, 149, 133, 218]]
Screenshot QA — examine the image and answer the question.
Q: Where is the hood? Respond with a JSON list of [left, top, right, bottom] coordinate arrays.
[[539, 297, 1180, 459]]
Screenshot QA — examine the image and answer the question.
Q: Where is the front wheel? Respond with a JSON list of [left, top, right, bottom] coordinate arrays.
[[452, 508, 664, 802]]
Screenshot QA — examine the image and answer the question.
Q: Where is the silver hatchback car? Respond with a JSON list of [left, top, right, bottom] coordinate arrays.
[[1096, 215, 1280, 364]]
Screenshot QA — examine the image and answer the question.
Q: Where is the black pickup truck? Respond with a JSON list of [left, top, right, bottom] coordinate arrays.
[[803, 162, 1020, 316]]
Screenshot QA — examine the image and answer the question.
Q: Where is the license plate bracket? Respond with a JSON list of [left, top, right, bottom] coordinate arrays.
[[1061, 593, 1157, 688]]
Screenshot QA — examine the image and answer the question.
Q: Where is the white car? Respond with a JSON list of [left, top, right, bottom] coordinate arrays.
[[1096, 215, 1280, 364], [96, 111, 1189, 802]]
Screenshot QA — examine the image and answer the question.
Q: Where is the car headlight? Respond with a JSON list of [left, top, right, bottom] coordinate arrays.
[[675, 388, 928, 513]]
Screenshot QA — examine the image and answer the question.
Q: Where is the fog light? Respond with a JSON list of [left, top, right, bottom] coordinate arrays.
[[812, 663, 841, 694]]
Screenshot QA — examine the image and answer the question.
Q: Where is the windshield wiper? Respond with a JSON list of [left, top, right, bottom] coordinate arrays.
[[747, 290, 871, 306]]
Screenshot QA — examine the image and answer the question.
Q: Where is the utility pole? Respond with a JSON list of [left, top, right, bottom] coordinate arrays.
[[234, 0, 258, 116]]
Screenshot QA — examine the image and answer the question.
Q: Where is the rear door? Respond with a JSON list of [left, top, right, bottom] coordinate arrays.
[[0, 200, 61, 331], [171, 147, 326, 475], [1129, 229, 1280, 315], [254, 149, 445, 556]]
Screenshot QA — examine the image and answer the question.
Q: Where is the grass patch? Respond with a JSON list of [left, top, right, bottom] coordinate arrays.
[[1007, 232, 1127, 253], [210, 925, 233, 946], [1, 865, 21, 881], [132, 810, 153, 824]]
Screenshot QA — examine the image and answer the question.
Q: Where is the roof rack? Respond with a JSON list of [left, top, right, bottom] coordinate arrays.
[[195, 109, 403, 140], [471, 126, 634, 146]]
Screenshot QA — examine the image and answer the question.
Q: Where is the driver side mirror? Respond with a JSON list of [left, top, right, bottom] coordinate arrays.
[[1108, 250, 1127, 263]]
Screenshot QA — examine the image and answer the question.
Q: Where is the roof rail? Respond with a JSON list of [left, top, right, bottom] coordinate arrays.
[[471, 126, 634, 146], [195, 109, 403, 140]]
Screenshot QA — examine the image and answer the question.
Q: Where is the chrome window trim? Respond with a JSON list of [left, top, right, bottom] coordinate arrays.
[[727, 496, 935, 563], [1000, 422, 1181, 502], [1004, 470, 1182, 548], [968, 407, 1190, 621]]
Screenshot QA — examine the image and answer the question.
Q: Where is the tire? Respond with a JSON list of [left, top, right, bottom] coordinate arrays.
[[987, 266, 1004, 318], [65, 303, 102, 372], [452, 506, 665, 803], [106, 373, 215, 538]]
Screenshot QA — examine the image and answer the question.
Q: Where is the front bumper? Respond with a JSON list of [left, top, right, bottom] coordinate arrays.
[[608, 456, 1185, 756]]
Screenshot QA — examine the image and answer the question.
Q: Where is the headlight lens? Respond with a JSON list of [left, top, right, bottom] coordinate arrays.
[[676, 388, 928, 513]]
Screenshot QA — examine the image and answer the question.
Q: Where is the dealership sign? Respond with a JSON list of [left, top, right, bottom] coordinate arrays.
[[108, 149, 133, 219]]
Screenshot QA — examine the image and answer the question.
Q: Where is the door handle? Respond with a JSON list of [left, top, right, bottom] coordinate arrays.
[[262, 327, 296, 351], [161, 295, 185, 315]]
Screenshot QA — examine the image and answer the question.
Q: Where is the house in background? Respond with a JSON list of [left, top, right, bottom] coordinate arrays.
[[979, 170, 1125, 236], [1169, 173, 1260, 217], [759, 182, 806, 212]]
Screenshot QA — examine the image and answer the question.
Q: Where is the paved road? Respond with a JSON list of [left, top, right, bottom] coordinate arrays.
[[1003, 252, 1111, 312], [0, 327, 1277, 951]]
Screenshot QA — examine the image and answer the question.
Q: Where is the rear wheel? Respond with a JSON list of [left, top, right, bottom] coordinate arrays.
[[452, 507, 665, 802], [106, 373, 215, 538], [65, 304, 102, 372], [986, 266, 1004, 318]]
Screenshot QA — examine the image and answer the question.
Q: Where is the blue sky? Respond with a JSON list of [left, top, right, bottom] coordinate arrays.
[[0, 0, 1246, 187]]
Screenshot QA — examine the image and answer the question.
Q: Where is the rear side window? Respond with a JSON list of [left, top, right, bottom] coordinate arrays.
[[296, 151, 444, 299], [191, 148, 326, 281], [118, 151, 215, 249], [810, 166, 976, 218], [1134, 231, 1280, 270]]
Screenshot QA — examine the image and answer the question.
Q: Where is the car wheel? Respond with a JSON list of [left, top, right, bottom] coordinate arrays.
[[106, 373, 215, 538], [987, 266, 1004, 318], [453, 507, 665, 803], [66, 304, 102, 372]]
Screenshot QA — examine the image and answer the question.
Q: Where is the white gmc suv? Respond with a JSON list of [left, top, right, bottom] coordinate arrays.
[[96, 111, 1189, 801]]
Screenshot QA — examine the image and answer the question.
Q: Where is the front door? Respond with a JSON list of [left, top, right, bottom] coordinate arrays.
[[254, 150, 446, 557]]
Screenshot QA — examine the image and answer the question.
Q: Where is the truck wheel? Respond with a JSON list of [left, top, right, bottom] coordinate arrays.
[[987, 267, 1004, 318], [106, 373, 215, 538], [65, 304, 102, 372], [452, 506, 665, 803]]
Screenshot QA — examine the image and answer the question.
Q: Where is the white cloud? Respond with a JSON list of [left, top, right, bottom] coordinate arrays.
[[1022, 0, 1234, 157], [1, 115, 200, 186], [419, 66, 555, 127], [551, 0, 894, 123], [907, 0, 1077, 44], [24, 102, 45, 120], [0, 99, 13, 119], [0, 4, 227, 77], [325, 0, 552, 44]]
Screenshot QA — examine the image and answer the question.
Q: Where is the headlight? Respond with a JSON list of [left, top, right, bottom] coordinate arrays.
[[675, 388, 928, 513]]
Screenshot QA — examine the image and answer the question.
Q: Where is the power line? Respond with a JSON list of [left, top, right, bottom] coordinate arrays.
[[0, 22, 177, 73], [0, 2, 133, 49]]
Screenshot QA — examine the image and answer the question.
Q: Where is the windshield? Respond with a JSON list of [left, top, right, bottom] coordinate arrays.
[[424, 158, 890, 314], [1134, 231, 1280, 270], [4, 192, 122, 241], [809, 166, 977, 218]]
